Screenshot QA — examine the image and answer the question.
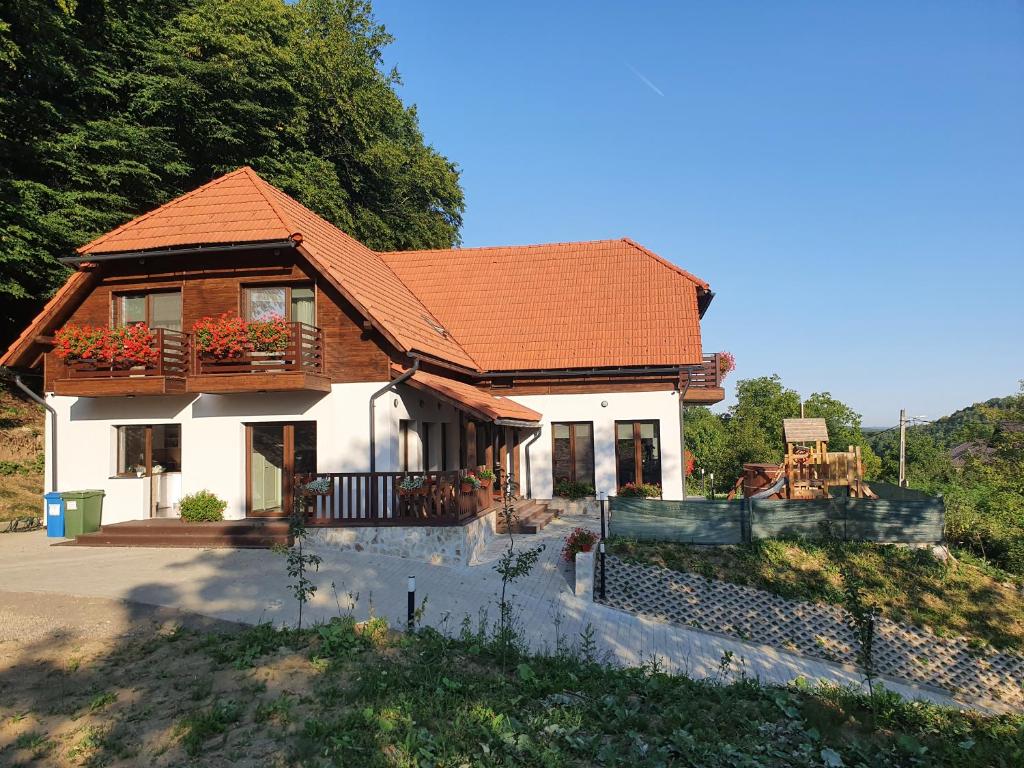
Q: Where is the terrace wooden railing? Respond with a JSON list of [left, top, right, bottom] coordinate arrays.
[[686, 353, 722, 389], [192, 322, 323, 376], [62, 328, 189, 379], [297, 470, 495, 527]]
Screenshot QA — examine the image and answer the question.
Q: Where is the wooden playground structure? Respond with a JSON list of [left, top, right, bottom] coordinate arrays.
[[731, 418, 878, 500]]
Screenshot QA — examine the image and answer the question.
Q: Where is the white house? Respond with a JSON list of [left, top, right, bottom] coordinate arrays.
[[1, 167, 725, 546]]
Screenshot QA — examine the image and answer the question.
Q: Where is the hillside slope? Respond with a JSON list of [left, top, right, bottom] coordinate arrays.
[[0, 381, 44, 520]]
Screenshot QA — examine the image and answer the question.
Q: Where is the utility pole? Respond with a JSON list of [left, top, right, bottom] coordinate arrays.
[[898, 408, 907, 488]]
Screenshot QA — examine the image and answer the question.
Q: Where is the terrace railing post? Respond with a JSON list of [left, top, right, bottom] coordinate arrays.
[[155, 329, 164, 376], [291, 323, 301, 371]]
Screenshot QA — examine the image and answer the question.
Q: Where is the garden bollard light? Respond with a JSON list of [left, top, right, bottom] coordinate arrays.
[[599, 541, 606, 601], [407, 575, 416, 631]]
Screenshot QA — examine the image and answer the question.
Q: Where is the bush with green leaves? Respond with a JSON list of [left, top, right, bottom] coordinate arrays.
[[179, 490, 227, 522], [554, 479, 594, 499], [617, 482, 662, 498]]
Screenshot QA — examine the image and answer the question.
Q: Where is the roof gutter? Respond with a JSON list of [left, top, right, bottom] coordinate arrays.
[[60, 239, 298, 265], [369, 357, 419, 473], [482, 364, 692, 380], [493, 418, 542, 429]]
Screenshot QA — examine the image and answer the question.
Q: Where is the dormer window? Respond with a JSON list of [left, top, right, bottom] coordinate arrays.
[[114, 291, 182, 332]]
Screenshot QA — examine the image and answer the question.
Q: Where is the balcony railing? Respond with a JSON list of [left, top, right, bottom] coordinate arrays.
[[192, 322, 323, 376], [686, 353, 723, 389], [298, 470, 494, 527], [61, 328, 189, 380]]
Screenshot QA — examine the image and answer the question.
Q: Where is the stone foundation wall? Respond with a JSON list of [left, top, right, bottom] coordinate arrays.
[[310, 511, 497, 566], [544, 497, 600, 517]]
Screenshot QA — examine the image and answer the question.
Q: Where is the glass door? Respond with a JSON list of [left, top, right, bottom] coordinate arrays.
[[249, 424, 285, 515], [246, 422, 318, 516], [615, 420, 662, 492]]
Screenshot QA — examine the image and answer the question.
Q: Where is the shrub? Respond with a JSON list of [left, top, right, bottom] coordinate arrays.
[[554, 479, 594, 499], [179, 490, 227, 522], [617, 482, 661, 498], [561, 527, 598, 562], [460, 473, 481, 490]]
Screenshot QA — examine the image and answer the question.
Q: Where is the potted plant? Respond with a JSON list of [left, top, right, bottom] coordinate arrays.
[[192, 313, 250, 359], [460, 473, 481, 494], [477, 468, 495, 490], [398, 475, 425, 497], [561, 527, 598, 562], [718, 351, 736, 380], [54, 323, 159, 369], [247, 313, 292, 360]]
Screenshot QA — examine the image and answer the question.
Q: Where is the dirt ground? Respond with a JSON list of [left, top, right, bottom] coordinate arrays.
[[0, 591, 314, 767], [0, 383, 44, 522]]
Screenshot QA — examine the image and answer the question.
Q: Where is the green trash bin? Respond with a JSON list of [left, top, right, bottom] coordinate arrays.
[[60, 490, 105, 537]]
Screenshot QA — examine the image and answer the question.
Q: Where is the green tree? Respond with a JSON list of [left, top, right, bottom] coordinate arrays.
[[0, 0, 464, 347], [683, 406, 731, 481], [804, 391, 881, 479]]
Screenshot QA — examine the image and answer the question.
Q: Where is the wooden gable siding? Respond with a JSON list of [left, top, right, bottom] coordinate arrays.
[[44, 249, 390, 391]]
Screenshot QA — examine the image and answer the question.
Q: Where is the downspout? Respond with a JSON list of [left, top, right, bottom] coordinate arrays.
[[521, 425, 543, 499], [678, 373, 690, 499], [368, 358, 419, 472], [14, 375, 57, 492]]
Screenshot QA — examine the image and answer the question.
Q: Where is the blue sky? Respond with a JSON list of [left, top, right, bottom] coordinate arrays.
[[374, 1, 1024, 426]]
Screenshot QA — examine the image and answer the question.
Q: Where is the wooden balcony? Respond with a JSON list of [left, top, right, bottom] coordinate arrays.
[[52, 329, 189, 397], [683, 353, 726, 403], [299, 470, 495, 527], [187, 322, 330, 394]]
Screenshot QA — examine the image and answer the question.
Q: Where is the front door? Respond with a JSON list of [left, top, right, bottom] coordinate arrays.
[[246, 422, 316, 516]]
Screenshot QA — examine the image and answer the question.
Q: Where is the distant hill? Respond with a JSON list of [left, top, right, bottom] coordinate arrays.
[[913, 397, 1015, 449]]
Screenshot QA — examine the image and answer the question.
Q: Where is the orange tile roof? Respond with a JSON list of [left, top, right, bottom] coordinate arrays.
[[77, 167, 477, 369], [397, 367, 542, 424], [78, 168, 296, 254], [5, 168, 712, 373], [380, 239, 708, 370]]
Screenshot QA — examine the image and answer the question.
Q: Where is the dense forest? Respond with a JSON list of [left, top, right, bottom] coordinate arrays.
[[0, 0, 464, 347], [686, 377, 1024, 577]]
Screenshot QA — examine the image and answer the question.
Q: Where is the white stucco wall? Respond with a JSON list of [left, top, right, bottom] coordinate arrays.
[[48, 383, 390, 524], [45, 383, 685, 526], [508, 390, 684, 501]]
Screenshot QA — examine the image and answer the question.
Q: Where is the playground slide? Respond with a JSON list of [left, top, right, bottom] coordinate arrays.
[[749, 474, 787, 500]]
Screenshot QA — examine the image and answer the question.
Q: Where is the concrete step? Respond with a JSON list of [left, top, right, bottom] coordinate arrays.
[[495, 501, 554, 534], [73, 533, 289, 549]]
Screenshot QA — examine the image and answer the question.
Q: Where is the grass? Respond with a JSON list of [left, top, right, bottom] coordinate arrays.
[[607, 536, 1024, 650], [3, 616, 1023, 766]]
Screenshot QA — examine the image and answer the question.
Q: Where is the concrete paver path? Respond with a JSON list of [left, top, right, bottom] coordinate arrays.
[[0, 516, 988, 712]]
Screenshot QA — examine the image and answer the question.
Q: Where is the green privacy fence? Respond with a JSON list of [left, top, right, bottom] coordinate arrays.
[[608, 498, 745, 544], [609, 492, 944, 545]]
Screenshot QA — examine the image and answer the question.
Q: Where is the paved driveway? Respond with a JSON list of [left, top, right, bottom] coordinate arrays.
[[0, 517, 979, 711]]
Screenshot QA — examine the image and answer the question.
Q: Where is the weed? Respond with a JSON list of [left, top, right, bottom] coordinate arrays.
[[177, 699, 242, 756]]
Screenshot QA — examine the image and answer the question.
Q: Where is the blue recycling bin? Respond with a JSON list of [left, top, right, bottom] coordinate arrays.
[[44, 492, 65, 538]]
